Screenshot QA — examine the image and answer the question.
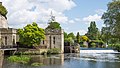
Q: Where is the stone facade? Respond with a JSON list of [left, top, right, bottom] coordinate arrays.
[[0, 28, 17, 47], [40, 29, 64, 53]]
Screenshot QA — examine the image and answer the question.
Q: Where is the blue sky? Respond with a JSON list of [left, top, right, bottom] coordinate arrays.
[[0, 0, 112, 35], [63, 0, 112, 35]]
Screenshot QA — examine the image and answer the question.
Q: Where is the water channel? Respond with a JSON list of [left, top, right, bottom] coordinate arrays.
[[1, 49, 120, 68]]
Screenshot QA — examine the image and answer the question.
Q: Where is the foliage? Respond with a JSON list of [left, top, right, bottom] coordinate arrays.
[[91, 43, 96, 48], [64, 37, 74, 44], [86, 21, 99, 40], [46, 21, 61, 29], [64, 32, 68, 39], [17, 22, 45, 47], [47, 48, 60, 54], [0, 4, 8, 18], [81, 35, 89, 41], [68, 32, 76, 40], [108, 44, 120, 52], [80, 44, 86, 47], [76, 32, 80, 43], [7, 56, 30, 64], [101, 0, 120, 40], [31, 62, 44, 66]]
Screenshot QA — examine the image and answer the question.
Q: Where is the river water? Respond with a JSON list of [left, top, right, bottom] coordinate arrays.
[[1, 50, 120, 68]]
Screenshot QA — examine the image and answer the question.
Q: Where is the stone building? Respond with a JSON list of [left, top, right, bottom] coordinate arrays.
[[0, 2, 17, 48], [40, 29, 64, 53]]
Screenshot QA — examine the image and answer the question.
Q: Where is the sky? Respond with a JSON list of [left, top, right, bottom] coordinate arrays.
[[0, 0, 112, 35]]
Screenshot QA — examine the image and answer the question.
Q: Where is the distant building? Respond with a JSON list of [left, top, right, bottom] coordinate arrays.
[[40, 29, 64, 53]]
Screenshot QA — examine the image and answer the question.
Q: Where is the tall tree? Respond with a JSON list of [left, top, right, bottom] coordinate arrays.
[[17, 22, 45, 46], [86, 21, 99, 40], [102, 0, 120, 40], [76, 32, 80, 43]]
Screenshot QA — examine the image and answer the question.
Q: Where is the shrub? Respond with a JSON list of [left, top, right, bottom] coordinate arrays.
[[7, 56, 30, 64], [91, 43, 96, 48], [108, 44, 120, 52], [80, 44, 86, 47], [47, 48, 60, 54], [31, 62, 44, 66]]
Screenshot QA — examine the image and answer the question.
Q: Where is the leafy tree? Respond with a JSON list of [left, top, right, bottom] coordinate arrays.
[[102, 0, 120, 40], [81, 35, 89, 41], [76, 32, 80, 43], [68, 32, 76, 40], [17, 22, 45, 47], [86, 21, 99, 40], [64, 32, 68, 39], [46, 21, 61, 29], [0, 3, 8, 18]]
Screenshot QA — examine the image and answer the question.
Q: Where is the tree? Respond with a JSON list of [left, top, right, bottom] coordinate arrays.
[[101, 0, 120, 40], [76, 32, 80, 43], [68, 32, 76, 40], [81, 35, 89, 42], [17, 22, 45, 47], [0, 3, 8, 18], [46, 21, 61, 29], [86, 21, 99, 40]]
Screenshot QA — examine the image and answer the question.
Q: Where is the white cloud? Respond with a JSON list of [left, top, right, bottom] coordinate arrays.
[[74, 29, 87, 35], [83, 14, 102, 24], [69, 20, 75, 23], [0, 0, 76, 28], [95, 9, 105, 15]]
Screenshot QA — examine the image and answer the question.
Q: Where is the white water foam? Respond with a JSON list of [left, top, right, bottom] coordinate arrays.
[[80, 50, 119, 53]]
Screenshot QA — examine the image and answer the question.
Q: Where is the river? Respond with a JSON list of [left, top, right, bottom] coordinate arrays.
[[1, 51, 120, 68]]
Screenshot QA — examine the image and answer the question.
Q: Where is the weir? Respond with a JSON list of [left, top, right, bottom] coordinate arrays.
[[80, 48, 119, 53]]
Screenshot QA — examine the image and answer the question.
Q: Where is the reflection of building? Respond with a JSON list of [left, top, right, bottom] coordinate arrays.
[[31, 54, 64, 65], [0, 51, 3, 68]]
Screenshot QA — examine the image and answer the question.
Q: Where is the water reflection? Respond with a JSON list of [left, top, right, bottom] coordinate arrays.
[[0, 55, 3, 68], [30, 54, 64, 65], [2, 53, 120, 68]]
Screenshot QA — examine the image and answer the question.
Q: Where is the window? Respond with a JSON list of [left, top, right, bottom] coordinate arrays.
[[5, 36, 7, 45], [53, 37, 55, 44], [43, 40, 44, 44]]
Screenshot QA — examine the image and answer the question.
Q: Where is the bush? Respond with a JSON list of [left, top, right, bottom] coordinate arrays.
[[80, 44, 86, 47], [91, 43, 96, 48], [47, 48, 60, 54], [108, 44, 120, 52], [7, 56, 30, 64], [31, 62, 44, 66]]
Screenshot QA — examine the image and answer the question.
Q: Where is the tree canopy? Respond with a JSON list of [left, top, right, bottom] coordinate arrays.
[[102, 0, 120, 40], [0, 4, 8, 18], [86, 21, 99, 40], [17, 22, 45, 46], [76, 32, 80, 43], [46, 21, 61, 29]]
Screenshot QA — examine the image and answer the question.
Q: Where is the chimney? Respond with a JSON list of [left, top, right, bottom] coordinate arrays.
[[0, 2, 2, 5]]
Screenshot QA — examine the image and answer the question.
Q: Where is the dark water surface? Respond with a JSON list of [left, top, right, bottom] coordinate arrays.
[[2, 53, 120, 68]]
